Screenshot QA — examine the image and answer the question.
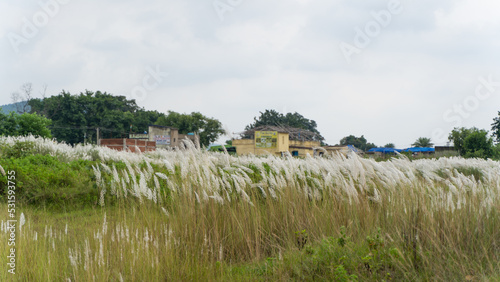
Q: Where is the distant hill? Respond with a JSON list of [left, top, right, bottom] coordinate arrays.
[[0, 101, 31, 114]]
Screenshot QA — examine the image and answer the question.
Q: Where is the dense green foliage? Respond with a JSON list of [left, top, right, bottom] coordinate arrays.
[[28, 91, 225, 146], [449, 127, 475, 155], [449, 127, 496, 159], [339, 135, 376, 151], [29, 91, 162, 144], [0, 112, 52, 138], [236, 227, 405, 281], [244, 109, 324, 142], [0, 154, 98, 209], [155, 111, 225, 147], [463, 130, 495, 159]]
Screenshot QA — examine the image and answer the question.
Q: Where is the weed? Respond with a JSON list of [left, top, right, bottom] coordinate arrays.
[[295, 229, 308, 250]]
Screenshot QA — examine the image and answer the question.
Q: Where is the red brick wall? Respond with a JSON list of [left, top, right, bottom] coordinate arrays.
[[100, 139, 156, 152]]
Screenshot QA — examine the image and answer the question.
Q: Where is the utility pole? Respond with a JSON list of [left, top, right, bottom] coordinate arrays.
[[96, 127, 100, 146]]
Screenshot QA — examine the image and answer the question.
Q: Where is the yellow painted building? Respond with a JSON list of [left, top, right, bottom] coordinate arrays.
[[233, 131, 290, 156], [233, 131, 360, 157], [233, 131, 322, 157], [289, 140, 321, 157]]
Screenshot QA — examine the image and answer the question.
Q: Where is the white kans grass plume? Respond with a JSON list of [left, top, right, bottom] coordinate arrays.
[[99, 187, 106, 207], [19, 213, 26, 232], [2, 136, 500, 214], [92, 165, 102, 189], [155, 172, 168, 180], [87, 144, 500, 213], [100, 163, 112, 174], [161, 207, 169, 216]]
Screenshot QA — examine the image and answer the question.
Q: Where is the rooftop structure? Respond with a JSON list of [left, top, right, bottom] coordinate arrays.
[[233, 127, 359, 157], [242, 125, 322, 142], [100, 124, 199, 151]]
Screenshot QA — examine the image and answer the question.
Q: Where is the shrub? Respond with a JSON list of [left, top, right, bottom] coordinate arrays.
[[0, 154, 99, 209], [0, 140, 37, 158]]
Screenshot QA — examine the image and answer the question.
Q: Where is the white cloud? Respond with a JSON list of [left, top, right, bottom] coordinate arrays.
[[435, 0, 500, 30]]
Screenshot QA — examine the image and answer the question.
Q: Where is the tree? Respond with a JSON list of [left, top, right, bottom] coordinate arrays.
[[29, 90, 163, 144], [30, 91, 88, 144], [155, 111, 225, 147], [412, 137, 434, 148], [384, 143, 395, 148], [491, 111, 500, 143], [448, 127, 495, 159], [339, 135, 376, 151], [0, 112, 17, 135], [0, 112, 52, 138], [462, 130, 494, 159], [199, 117, 226, 147], [16, 112, 52, 138], [448, 127, 474, 155], [245, 110, 324, 142]]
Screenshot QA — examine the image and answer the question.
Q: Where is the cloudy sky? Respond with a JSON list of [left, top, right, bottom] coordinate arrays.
[[2, 0, 500, 147]]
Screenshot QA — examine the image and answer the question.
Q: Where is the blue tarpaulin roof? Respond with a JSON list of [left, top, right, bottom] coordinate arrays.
[[347, 145, 360, 153], [403, 147, 435, 152], [368, 147, 435, 153], [368, 148, 403, 153]]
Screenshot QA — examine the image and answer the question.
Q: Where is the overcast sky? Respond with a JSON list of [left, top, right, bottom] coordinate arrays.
[[2, 0, 500, 147]]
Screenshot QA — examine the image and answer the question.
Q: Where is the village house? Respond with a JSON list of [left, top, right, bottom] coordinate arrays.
[[99, 125, 199, 152], [232, 126, 359, 157]]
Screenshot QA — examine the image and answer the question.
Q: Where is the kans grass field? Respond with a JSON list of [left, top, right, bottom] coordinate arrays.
[[0, 136, 499, 281]]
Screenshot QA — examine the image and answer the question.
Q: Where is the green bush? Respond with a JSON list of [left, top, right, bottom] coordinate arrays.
[[0, 112, 52, 138], [240, 227, 405, 281], [0, 141, 37, 158], [0, 154, 99, 209]]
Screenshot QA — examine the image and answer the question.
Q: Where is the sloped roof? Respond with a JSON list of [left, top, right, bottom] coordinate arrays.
[[243, 125, 320, 141]]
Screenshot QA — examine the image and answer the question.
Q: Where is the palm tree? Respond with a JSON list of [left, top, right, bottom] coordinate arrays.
[[412, 137, 434, 148]]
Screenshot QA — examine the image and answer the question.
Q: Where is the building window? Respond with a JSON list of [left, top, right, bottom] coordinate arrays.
[[292, 151, 299, 156]]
